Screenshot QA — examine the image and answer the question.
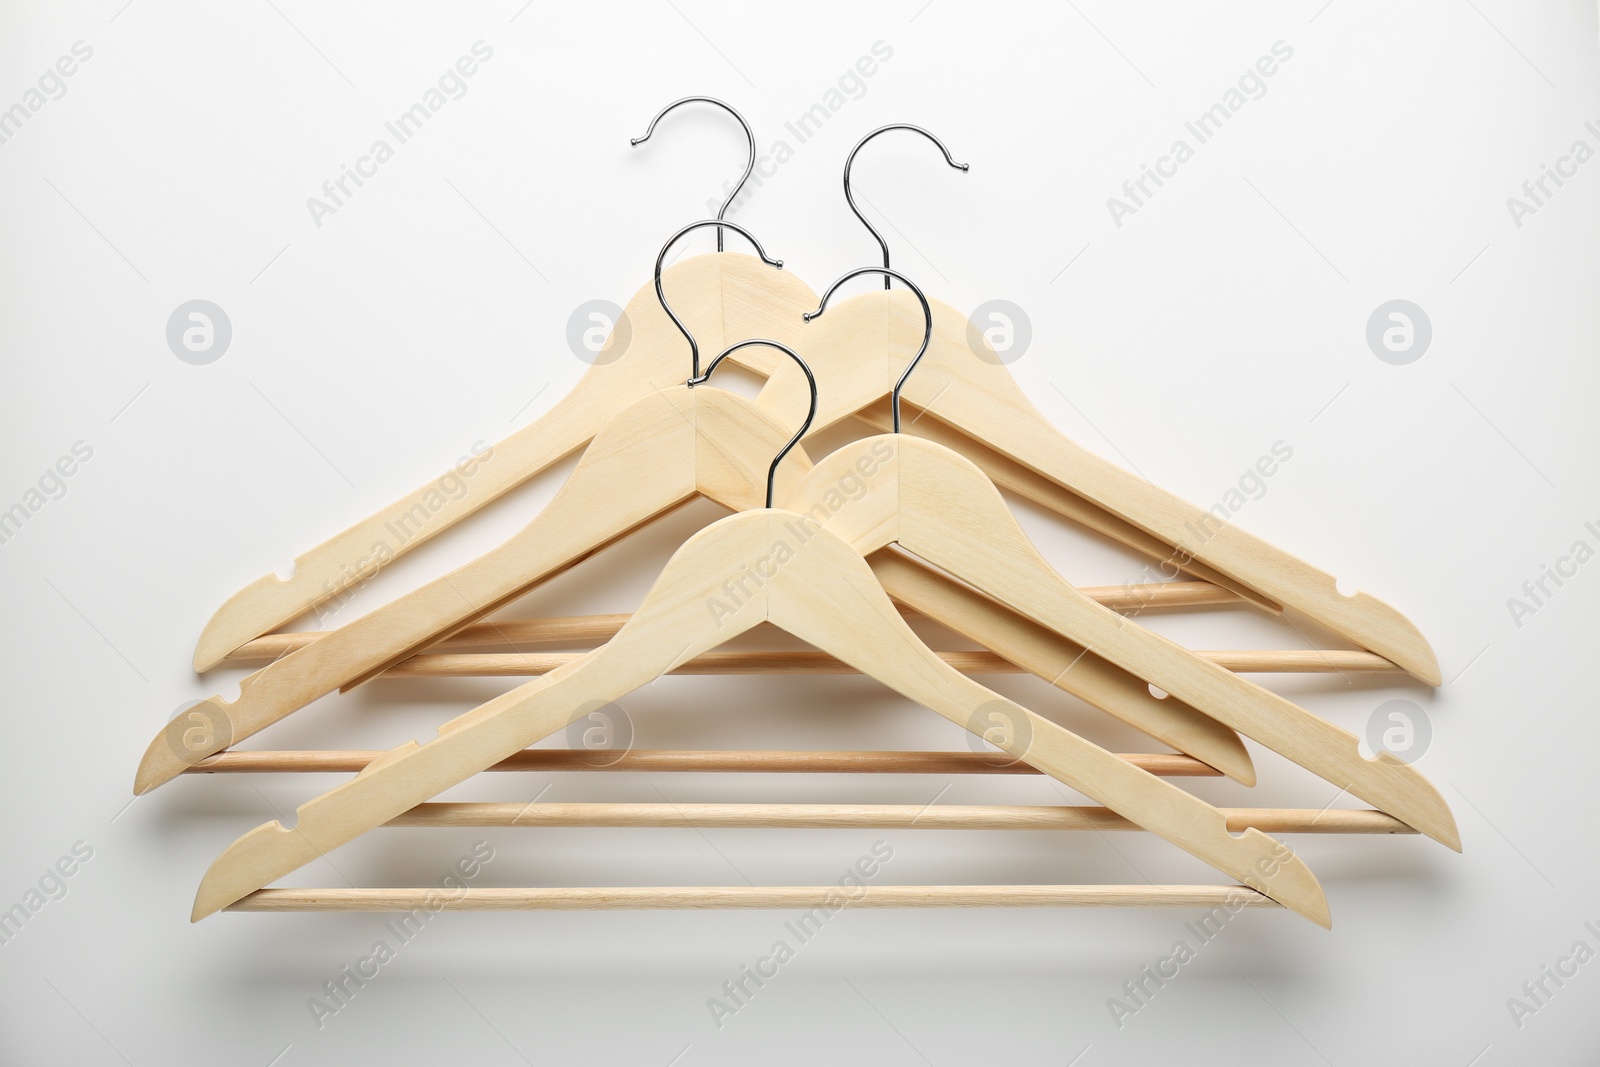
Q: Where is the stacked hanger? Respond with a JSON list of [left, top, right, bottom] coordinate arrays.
[[146, 98, 1458, 928]]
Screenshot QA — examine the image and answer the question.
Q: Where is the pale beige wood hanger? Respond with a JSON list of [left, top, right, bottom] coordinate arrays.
[[139, 381, 789, 791], [215, 580, 1239, 658], [159, 106, 1454, 927], [190, 123, 1438, 693], [230, 886, 1286, 913], [185, 748, 1224, 776], [364, 803, 1418, 834], [138, 225, 1253, 794], [237, 646, 1398, 677], [775, 266, 1454, 848], [786, 431, 1457, 849], [189, 508, 1331, 926], [142, 386, 1251, 793]]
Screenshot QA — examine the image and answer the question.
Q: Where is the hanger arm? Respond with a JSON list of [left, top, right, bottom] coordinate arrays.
[[138, 387, 797, 794], [801, 435, 1458, 850], [191, 254, 820, 670], [772, 288, 1437, 682], [867, 548, 1255, 784], [849, 407, 1267, 606], [904, 299, 1440, 683], [193, 511, 1329, 925]]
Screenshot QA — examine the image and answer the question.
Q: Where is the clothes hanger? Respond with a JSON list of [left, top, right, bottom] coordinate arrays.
[[189, 99, 819, 671], [756, 123, 1441, 684], [138, 220, 804, 791], [190, 107, 1403, 692], [786, 265, 1459, 851], [137, 221, 1253, 792], [189, 338, 1333, 927]]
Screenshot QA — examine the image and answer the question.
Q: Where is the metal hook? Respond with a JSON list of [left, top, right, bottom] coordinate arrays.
[[804, 266, 931, 433], [656, 220, 783, 380], [843, 125, 968, 290], [631, 97, 756, 252], [688, 340, 817, 509]]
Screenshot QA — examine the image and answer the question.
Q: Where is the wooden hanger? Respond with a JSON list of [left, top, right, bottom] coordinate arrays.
[[189, 341, 1332, 926], [189, 100, 820, 672], [759, 123, 1437, 682], [192, 110, 1437, 697], [141, 223, 802, 791], [138, 223, 1250, 792], [780, 268, 1457, 849]]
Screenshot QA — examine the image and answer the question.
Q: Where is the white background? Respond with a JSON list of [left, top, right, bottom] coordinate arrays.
[[2, 1, 1598, 1064]]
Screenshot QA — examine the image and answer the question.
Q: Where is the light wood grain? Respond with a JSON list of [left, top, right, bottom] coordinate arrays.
[[227, 885, 1281, 912], [191, 253, 818, 670], [790, 286, 1441, 683], [184, 749, 1222, 776], [364, 647, 1395, 678], [221, 581, 1240, 661], [146, 401, 1265, 795], [381, 803, 1414, 834], [193, 512, 1331, 926], [196, 255, 1437, 688], [136, 387, 807, 794], [778, 436, 1458, 853]]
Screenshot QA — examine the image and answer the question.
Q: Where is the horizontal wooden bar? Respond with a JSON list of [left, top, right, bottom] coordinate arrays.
[[184, 749, 1222, 777], [225, 583, 1241, 663], [227, 884, 1280, 912], [362, 647, 1393, 679], [383, 803, 1414, 834]]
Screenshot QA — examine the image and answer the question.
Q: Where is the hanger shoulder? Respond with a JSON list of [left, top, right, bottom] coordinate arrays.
[[192, 253, 804, 671], [866, 548, 1255, 785], [900, 297, 1439, 684], [137, 390, 703, 795], [191, 513, 778, 918], [849, 405, 1267, 605], [695, 387, 817, 504], [193, 509, 1328, 924], [758, 289, 896, 431], [884, 435, 1457, 850], [717, 253, 820, 367], [764, 513, 1329, 926], [784, 442, 1254, 786], [143, 387, 816, 795]]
